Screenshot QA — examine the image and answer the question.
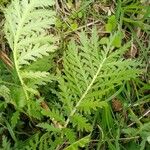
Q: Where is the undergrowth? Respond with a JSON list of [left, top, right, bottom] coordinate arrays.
[[0, 0, 149, 150]]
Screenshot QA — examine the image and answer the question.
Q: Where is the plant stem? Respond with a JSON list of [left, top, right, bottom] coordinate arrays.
[[12, 4, 33, 111]]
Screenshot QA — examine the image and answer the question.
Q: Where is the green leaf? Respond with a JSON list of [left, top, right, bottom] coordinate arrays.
[[105, 15, 117, 32], [112, 31, 124, 48], [29, 100, 43, 119], [78, 12, 83, 18], [25, 55, 56, 72], [59, 28, 139, 129], [11, 111, 20, 128], [64, 135, 90, 150], [71, 114, 92, 132], [37, 123, 61, 132], [63, 128, 76, 144], [18, 44, 57, 66], [41, 109, 65, 124], [4, 0, 57, 68], [78, 100, 107, 114], [100, 37, 109, 45], [147, 136, 150, 144], [0, 85, 10, 102], [71, 22, 78, 30], [0, 136, 11, 150], [3, 0, 57, 106], [10, 87, 26, 108], [21, 71, 50, 79]]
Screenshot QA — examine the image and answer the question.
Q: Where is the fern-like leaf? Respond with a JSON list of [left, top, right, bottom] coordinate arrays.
[[37, 122, 61, 132], [21, 71, 50, 79], [63, 128, 76, 144], [78, 100, 108, 114], [71, 114, 92, 132], [0, 85, 10, 102], [59, 28, 140, 129], [0, 136, 11, 150], [4, 0, 56, 60], [11, 111, 20, 128], [4, 0, 57, 107], [41, 109, 65, 125], [64, 135, 90, 150]]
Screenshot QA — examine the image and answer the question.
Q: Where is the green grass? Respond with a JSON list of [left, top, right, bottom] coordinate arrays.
[[0, 0, 150, 149]]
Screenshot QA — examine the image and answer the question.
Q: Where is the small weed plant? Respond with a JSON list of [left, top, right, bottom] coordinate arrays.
[[0, 0, 149, 149]]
